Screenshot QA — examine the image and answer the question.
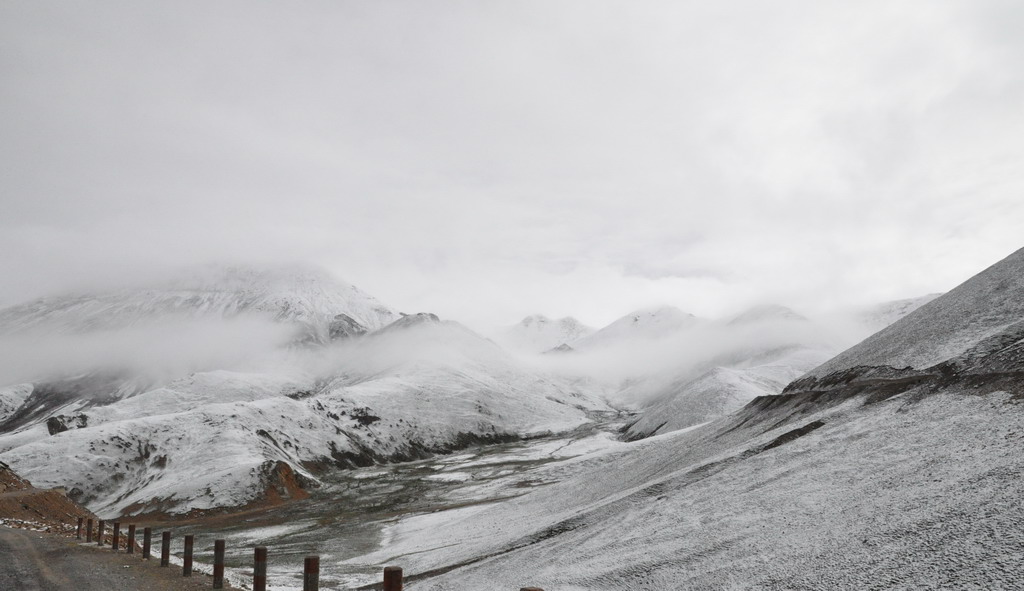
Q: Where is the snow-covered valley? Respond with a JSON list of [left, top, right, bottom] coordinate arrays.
[[0, 249, 1022, 589]]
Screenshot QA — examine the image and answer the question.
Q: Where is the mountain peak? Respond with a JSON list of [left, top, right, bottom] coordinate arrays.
[[0, 262, 400, 341], [573, 306, 698, 349], [496, 315, 594, 354]]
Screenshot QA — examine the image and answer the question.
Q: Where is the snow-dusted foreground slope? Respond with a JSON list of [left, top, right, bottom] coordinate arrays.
[[352, 385, 1024, 590]]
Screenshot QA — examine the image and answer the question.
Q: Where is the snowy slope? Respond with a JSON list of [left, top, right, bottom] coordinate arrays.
[[349, 386, 1024, 591], [0, 384, 32, 424], [494, 315, 594, 353], [335, 253, 1024, 589], [808, 247, 1024, 377], [619, 306, 834, 438], [573, 306, 700, 349], [619, 298, 945, 440], [622, 345, 829, 439], [0, 314, 607, 517], [0, 264, 399, 342]]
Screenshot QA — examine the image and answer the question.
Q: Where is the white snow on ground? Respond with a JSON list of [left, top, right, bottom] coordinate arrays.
[[342, 388, 1024, 590], [810, 246, 1024, 376], [493, 315, 593, 354]]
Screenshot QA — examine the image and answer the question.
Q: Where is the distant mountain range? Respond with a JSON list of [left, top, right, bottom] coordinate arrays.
[[352, 246, 1024, 591], [0, 264, 399, 344], [0, 259, 956, 520], [0, 265, 606, 516]]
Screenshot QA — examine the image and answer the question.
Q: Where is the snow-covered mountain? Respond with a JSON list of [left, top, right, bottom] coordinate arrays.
[[807, 247, 1024, 378], [494, 315, 593, 354], [573, 306, 700, 349], [0, 310, 607, 517], [339, 247, 1024, 590], [620, 305, 834, 438], [619, 298, 948, 440], [0, 264, 399, 343]]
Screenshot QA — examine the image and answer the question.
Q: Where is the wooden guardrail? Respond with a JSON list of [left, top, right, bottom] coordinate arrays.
[[74, 516, 544, 590]]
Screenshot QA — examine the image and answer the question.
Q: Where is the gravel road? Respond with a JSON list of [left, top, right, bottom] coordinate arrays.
[[0, 525, 236, 591]]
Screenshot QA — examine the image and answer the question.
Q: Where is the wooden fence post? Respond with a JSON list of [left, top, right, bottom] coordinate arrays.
[[253, 546, 268, 591], [112, 522, 120, 551], [143, 527, 152, 559], [304, 555, 320, 591], [213, 539, 226, 589], [383, 566, 403, 591], [127, 524, 136, 554], [160, 531, 171, 567], [86, 518, 93, 543], [76, 517, 83, 539], [183, 534, 194, 576], [96, 520, 105, 546]]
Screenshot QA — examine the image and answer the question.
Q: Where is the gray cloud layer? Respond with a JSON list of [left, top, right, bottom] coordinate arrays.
[[2, 1, 1022, 328]]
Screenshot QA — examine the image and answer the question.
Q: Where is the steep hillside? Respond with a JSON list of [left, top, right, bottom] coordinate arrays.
[[620, 307, 834, 439], [808, 247, 1024, 378], [333, 249, 1024, 590], [622, 345, 829, 439], [0, 461, 95, 534]]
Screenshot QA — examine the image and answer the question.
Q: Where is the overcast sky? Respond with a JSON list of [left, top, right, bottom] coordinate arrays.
[[1, 1, 1022, 329]]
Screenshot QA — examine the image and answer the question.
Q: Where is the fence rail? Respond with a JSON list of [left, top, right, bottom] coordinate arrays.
[[66, 517, 544, 590]]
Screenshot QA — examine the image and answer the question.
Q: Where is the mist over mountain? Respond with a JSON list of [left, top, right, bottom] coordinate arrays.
[[492, 314, 593, 354], [0, 267, 611, 516], [0, 264, 399, 387], [344, 246, 1024, 591], [808, 246, 1024, 378]]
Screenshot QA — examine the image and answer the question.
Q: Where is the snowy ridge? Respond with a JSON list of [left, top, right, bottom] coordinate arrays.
[[573, 306, 700, 349], [0, 264, 399, 343], [618, 306, 833, 439], [623, 346, 829, 439], [808, 247, 1024, 377]]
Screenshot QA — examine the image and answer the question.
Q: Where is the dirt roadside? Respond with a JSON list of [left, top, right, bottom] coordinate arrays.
[[0, 525, 239, 591]]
